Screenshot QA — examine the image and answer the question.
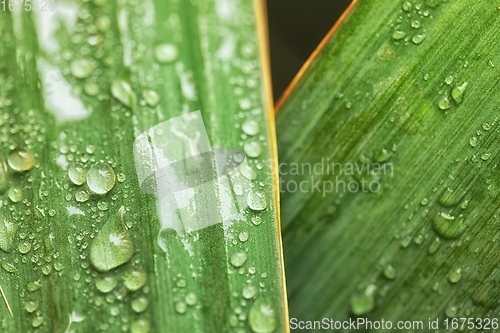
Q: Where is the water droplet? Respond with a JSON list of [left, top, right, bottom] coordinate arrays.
[[90, 207, 133, 272], [392, 30, 406, 40], [116, 172, 126, 183], [111, 79, 136, 108], [239, 98, 252, 110], [1, 262, 17, 273], [411, 34, 426, 44], [402, 1, 412, 11], [230, 251, 248, 268], [0, 156, 8, 193], [251, 215, 262, 226], [175, 301, 187, 314], [130, 319, 150, 333], [438, 96, 451, 110], [411, 20, 422, 28], [25, 300, 38, 313], [448, 268, 462, 283], [438, 188, 466, 207], [249, 298, 277, 333], [242, 119, 260, 136], [123, 269, 147, 291], [445, 75, 454, 85], [8, 186, 23, 203], [84, 82, 100, 96], [27, 280, 41, 292], [32, 316, 44, 327], [420, 198, 429, 206], [383, 265, 396, 280], [482, 122, 491, 131], [374, 149, 391, 163], [131, 297, 149, 313], [7, 147, 35, 171], [68, 163, 87, 186], [240, 164, 257, 180], [244, 140, 262, 158], [469, 136, 478, 147], [445, 305, 458, 318], [428, 237, 441, 254], [350, 284, 377, 315], [142, 90, 160, 107], [185, 292, 197, 306], [432, 212, 465, 239], [242, 285, 257, 299], [18, 241, 32, 254], [96, 276, 118, 293], [87, 163, 116, 195], [70, 58, 94, 79], [75, 190, 90, 202], [481, 153, 491, 161], [451, 82, 468, 104], [247, 190, 267, 211], [0, 214, 17, 252], [238, 231, 249, 242], [154, 43, 179, 64], [97, 201, 109, 211]]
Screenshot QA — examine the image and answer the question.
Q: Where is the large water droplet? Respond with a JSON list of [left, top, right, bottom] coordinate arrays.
[[175, 301, 187, 314], [87, 163, 116, 195], [154, 43, 179, 64], [185, 292, 197, 306], [68, 163, 87, 186], [230, 251, 248, 268], [123, 268, 147, 291], [90, 206, 134, 272], [111, 79, 136, 108], [8, 186, 23, 203], [242, 119, 260, 136], [242, 284, 257, 299], [95, 276, 118, 293], [249, 298, 277, 333], [432, 212, 465, 239], [438, 96, 451, 110], [448, 268, 462, 283], [350, 284, 376, 316], [7, 147, 35, 171], [70, 58, 94, 79], [25, 301, 38, 313], [247, 190, 267, 211]]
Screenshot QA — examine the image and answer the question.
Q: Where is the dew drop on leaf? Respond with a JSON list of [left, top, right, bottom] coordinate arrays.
[[249, 298, 277, 333], [154, 43, 179, 64], [7, 147, 35, 172], [68, 163, 87, 186], [87, 163, 116, 195]]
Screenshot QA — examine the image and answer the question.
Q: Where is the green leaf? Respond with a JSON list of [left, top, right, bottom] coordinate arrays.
[[0, 0, 288, 332], [278, 0, 500, 325]]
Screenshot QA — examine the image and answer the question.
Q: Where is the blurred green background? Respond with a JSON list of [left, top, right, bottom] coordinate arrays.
[[267, 0, 351, 101]]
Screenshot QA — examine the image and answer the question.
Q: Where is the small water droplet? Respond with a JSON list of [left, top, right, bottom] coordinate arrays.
[[242, 285, 257, 299], [90, 207, 133, 272], [111, 79, 136, 108], [185, 292, 197, 306], [238, 231, 249, 242], [70, 58, 94, 79], [411, 20, 422, 28], [68, 163, 87, 186], [438, 96, 451, 110], [244, 140, 262, 158], [0, 214, 17, 252], [142, 89, 160, 107], [249, 298, 277, 333], [7, 147, 35, 172], [175, 301, 187, 314], [392, 30, 406, 40], [251, 216, 263, 226], [438, 188, 466, 207], [131, 297, 149, 313], [75, 190, 90, 202], [123, 269, 147, 291], [481, 153, 491, 161], [451, 82, 468, 104], [469, 136, 478, 147], [383, 265, 396, 280], [130, 319, 150, 333], [242, 119, 260, 136], [25, 300, 38, 313], [420, 198, 429, 206], [32, 316, 44, 328], [448, 268, 462, 283], [8, 186, 23, 203], [428, 237, 441, 254], [247, 190, 267, 211], [87, 163, 116, 195], [402, 1, 412, 11], [432, 212, 465, 239], [445, 305, 458, 318], [154, 43, 179, 64], [18, 241, 32, 254], [350, 284, 377, 315], [445, 75, 454, 85], [411, 34, 426, 44], [230, 251, 248, 268], [96, 276, 118, 293]]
